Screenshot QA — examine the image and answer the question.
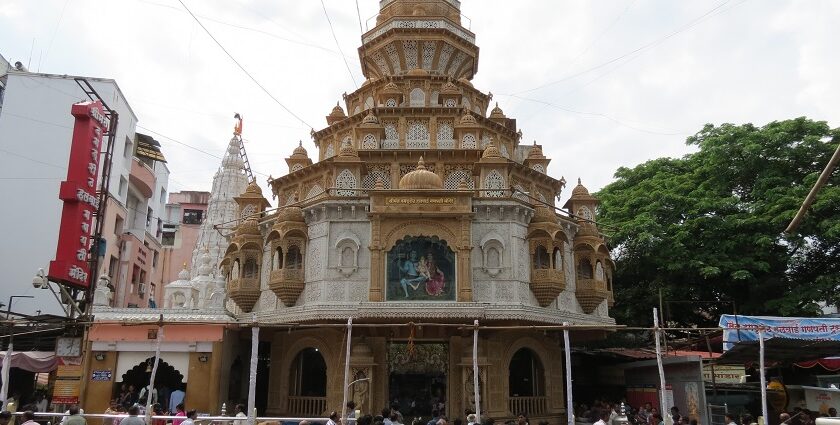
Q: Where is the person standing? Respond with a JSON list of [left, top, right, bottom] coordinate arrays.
[[64, 406, 87, 425], [172, 404, 186, 425], [234, 404, 247, 425], [724, 414, 737, 425], [179, 410, 197, 425], [327, 412, 340, 425], [119, 406, 145, 425], [594, 410, 609, 425], [169, 387, 185, 413], [19, 411, 37, 425]]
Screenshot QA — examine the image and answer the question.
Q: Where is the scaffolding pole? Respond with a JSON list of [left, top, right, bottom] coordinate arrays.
[[247, 322, 259, 425], [472, 320, 481, 424], [758, 329, 768, 425], [653, 308, 668, 423], [563, 322, 574, 425], [341, 317, 353, 424], [145, 318, 163, 423]]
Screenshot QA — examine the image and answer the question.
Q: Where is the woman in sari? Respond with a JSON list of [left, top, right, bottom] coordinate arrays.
[[424, 252, 446, 296]]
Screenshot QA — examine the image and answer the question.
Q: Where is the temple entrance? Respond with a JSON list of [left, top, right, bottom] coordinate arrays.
[[388, 343, 448, 422], [120, 357, 185, 410]]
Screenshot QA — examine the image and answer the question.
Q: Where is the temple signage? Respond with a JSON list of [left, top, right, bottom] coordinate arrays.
[[385, 197, 455, 205], [48, 100, 108, 289]]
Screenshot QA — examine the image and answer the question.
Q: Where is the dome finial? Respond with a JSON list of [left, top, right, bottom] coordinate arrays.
[[578, 177, 582, 185], [417, 156, 426, 169]]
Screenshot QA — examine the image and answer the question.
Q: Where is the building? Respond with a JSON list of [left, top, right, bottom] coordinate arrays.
[[160, 190, 211, 285], [0, 63, 167, 310], [84, 1, 616, 421]]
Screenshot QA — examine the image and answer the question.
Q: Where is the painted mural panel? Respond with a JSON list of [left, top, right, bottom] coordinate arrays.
[[386, 236, 456, 301]]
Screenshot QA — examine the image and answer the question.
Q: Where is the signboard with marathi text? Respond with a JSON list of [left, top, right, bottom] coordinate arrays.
[[52, 364, 82, 404], [719, 315, 840, 351], [91, 370, 112, 381], [702, 365, 746, 384], [47, 100, 108, 288]]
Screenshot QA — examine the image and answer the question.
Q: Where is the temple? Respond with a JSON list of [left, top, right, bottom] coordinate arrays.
[[84, 1, 616, 422]]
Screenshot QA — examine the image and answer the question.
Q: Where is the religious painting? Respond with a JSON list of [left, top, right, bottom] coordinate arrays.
[[386, 236, 456, 301]]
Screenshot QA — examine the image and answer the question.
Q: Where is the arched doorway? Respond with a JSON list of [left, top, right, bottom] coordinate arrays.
[[288, 348, 327, 416], [120, 357, 185, 410], [508, 348, 546, 416]]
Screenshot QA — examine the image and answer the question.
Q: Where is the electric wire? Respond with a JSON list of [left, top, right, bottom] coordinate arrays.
[[176, 0, 314, 129], [509, 0, 734, 96], [42, 0, 71, 69], [320, 0, 359, 89]]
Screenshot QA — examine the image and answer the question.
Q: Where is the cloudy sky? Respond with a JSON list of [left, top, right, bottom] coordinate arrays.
[[3, 0, 839, 198]]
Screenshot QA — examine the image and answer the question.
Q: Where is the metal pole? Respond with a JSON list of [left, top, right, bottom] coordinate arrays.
[[145, 318, 164, 422], [2, 295, 33, 409], [563, 322, 574, 425], [472, 320, 481, 424], [653, 308, 668, 423], [758, 330, 768, 425], [341, 317, 353, 425], [247, 323, 259, 425]]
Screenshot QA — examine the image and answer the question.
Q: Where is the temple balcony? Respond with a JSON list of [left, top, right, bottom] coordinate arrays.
[[269, 268, 305, 307], [575, 278, 611, 314], [228, 278, 260, 312], [529, 268, 566, 307]]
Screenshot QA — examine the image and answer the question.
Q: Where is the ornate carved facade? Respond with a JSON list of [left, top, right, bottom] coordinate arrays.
[[90, 0, 618, 422]]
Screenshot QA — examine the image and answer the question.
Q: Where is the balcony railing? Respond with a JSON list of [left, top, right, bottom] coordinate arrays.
[[508, 396, 548, 416], [529, 268, 566, 307], [288, 396, 327, 417], [269, 269, 305, 307]]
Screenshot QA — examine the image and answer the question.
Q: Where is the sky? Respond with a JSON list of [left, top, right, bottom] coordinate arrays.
[[0, 0, 839, 314]]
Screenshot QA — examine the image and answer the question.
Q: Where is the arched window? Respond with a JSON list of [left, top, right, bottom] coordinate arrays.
[[595, 261, 605, 281], [385, 98, 397, 107], [461, 133, 477, 149], [273, 247, 284, 270], [290, 163, 304, 173], [532, 164, 546, 174], [484, 170, 505, 197], [444, 98, 457, 107], [487, 247, 501, 268], [577, 259, 592, 279], [289, 348, 327, 397], [242, 258, 258, 279], [231, 260, 240, 279], [533, 246, 550, 269], [364, 96, 374, 110], [335, 169, 357, 197], [509, 348, 545, 397], [286, 246, 303, 269], [552, 247, 562, 270], [362, 134, 378, 149], [437, 120, 454, 149], [409, 88, 425, 107], [341, 246, 354, 267]]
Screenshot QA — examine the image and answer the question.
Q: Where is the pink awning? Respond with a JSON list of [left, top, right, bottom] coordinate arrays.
[[0, 351, 59, 373]]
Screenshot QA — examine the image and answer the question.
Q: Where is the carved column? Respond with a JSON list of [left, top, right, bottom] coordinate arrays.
[[457, 217, 473, 302], [369, 217, 384, 301]]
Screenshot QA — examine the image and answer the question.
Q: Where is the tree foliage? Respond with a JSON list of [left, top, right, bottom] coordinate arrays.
[[596, 118, 840, 327]]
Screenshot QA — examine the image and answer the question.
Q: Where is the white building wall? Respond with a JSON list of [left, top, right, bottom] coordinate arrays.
[[0, 71, 138, 314]]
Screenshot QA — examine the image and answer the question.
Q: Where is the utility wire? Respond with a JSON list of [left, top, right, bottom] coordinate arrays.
[[176, 0, 314, 129], [320, 0, 358, 89], [509, 0, 733, 96], [354, 0, 365, 34]]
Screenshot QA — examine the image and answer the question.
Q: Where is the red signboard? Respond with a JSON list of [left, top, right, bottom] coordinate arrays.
[[48, 100, 108, 289]]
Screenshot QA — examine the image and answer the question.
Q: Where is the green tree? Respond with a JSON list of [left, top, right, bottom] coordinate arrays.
[[596, 118, 840, 327]]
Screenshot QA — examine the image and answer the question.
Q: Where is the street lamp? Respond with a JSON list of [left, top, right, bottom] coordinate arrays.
[[1, 295, 34, 409]]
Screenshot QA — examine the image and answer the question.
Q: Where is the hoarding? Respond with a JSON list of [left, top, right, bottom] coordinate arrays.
[[47, 100, 108, 288]]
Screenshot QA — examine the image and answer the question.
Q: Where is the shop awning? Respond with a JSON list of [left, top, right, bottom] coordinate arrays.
[[795, 358, 840, 371], [0, 351, 59, 373]]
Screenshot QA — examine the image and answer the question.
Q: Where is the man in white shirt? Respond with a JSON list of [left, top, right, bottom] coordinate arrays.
[[594, 410, 610, 425], [233, 404, 247, 425], [180, 410, 197, 425], [19, 411, 37, 425], [467, 414, 476, 425], [725, 414, 737, 425], [327, 411, 339, 425]]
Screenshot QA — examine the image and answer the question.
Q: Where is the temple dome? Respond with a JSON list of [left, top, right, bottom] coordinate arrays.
[[362, 111, 380, 125], [292, 140, 308, 157], [441, 81, 461, 94], [399, 157, 442, 189], [245, 181, 262, 195], [489, 103, 506, 120], [482, 140, 501, 159], [531, 206, 557, 224], [236, 217, 261, 237], [528, 142, 544, 159], [460, 112, 477, 125], [277, 206, 305, 223], [329, 102, 346, 118], [571, 178, 590, 197]]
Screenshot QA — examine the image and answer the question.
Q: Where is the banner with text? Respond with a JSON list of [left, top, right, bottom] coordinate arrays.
[[719, 315, 840, 351]]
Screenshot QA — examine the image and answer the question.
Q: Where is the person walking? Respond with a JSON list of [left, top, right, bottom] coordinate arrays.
[[19, 411, 37, 425], [180, 410, 197, 425]]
